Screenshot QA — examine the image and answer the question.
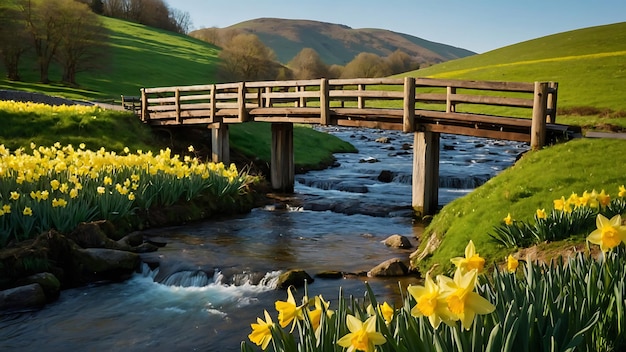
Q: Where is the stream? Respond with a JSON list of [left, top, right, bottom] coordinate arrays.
[[0, 127, 528, 351]]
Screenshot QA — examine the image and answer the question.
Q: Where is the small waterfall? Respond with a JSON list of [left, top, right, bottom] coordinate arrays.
[[139, 263, 281, 289]]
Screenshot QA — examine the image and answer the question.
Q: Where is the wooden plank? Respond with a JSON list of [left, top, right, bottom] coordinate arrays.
[[329, 78, 404, 86], [531, 81, 548, 149], [254, 117, 321, 123], [415, 110, 532, 128], [329, 90, 404, 99], [333, 108, 404, 117], [450, 94, 533, 108], [414, 77, 535, 92], [249, 107, 321, 116], [415, 93, 447, 103], [403, 77, 415, 133], [263, 91, 321, 99], [246, 79, 321, 89], [423, 124, 531, 142], [320, 78, 330, 125]]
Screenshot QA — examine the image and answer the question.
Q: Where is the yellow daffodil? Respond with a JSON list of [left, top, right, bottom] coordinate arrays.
[[308, 295, 333, 332], [50, 179, 60, 190], [2, 204, 10, 214], [275, 286, 305, 330], [619, 185, 626, 198], [103, 176, 113, 185], [553, 196, 572, 213], [97, 186, 106, 194], [378, 301, 394, 325], [69, 188, 79, 198], [437, 269, 496, 330], [128, 193, 135, 201], [588, 190, 599, 208], [10, 191, 20, 200], [536, 208, 547, 220], [337, 314, 386, 352], [567, 193, 581, 208], [587, 214, 626, 252], [450, 240, 485, 274], [506, 255, 519, 273], [503, 213, 513, 225], [52, 198, 68, 208], [23, 207, 33, 216], [407, 273, 453, 329], [597, 189, 610, 208], [248, 310, 274, 350], [188, 145, 195, 152]]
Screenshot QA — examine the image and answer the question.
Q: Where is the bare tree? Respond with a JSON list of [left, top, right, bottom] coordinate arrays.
[[287, 48, 328, 79], [217, 33, 279, 82], [192, 27, 221, 46], [55, 2, 108, 85], [169, 8, 191, 34], [19, 0, 66, 83], [0, 1, 29, 81], [341, 52, 391, 78]]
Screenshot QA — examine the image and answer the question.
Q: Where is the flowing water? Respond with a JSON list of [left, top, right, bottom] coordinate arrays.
[[0, 128, 528, 351]]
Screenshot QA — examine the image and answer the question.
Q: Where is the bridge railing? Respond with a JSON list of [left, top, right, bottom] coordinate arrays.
[[141, 77, 559, 148]]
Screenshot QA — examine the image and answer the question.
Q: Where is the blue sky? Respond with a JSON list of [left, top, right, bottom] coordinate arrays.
[[172, 0, 625, 53]]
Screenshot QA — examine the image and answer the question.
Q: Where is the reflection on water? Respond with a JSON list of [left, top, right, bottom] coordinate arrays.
[[0, 129, 527, 351]]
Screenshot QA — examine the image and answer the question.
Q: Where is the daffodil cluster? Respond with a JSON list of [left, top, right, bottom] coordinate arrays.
[[408, 241, 495, 331], [492, 185, 626, 248], [0, 100, 103, 116], [0, 143, 249, 247], [243, 234, 626, 352]]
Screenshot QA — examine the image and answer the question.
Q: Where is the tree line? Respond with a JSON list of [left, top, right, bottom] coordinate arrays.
[[1, 0, 420, 87], [197, 29, 421, 82], [0, 0, 191, 86]]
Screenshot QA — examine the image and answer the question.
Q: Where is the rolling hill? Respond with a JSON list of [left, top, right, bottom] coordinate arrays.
[[190, 18, 476, 65]]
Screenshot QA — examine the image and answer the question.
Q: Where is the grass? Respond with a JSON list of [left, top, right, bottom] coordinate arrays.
[[413, 137, 626, 274], [402, 22, 626, 127]]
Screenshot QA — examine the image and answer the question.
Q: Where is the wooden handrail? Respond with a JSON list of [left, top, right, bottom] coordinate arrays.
[[140, 77, 560, 148]]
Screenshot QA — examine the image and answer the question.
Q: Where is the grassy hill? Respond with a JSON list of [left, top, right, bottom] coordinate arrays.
[[401, 22, 626, 273], [401, 21, 626, 131], [1, 16, 220, 102], [0, 16, 354, 166], [191, 18, 476, 65]]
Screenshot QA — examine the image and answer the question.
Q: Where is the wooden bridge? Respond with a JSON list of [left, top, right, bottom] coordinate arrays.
[[140, 77, 579, 216]]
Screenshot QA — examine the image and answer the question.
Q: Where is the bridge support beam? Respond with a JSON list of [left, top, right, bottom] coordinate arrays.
[[412, 131, 440, 217], [210, 123, 230, 164], [271, 123, 294, 193]]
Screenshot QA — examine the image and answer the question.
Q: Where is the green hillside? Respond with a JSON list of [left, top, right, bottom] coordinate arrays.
[[405, 22, 626, 116], [1, 16, 221, 102], [0, 16, 354, 166]]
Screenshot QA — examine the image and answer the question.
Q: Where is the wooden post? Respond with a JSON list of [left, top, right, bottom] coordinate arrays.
[[175, 89, 181, 124], [265, 86, 272, 107], [412, 131, 440, 217], [531, 81, 549, 149], [320, 78, 330, 125], [357, 84, 364, 109], [211, 123, 230, 164], [403, 77, 415, 133], [547, 81, 558, 124], [238, 81, 248, 122], [446, 86, 456, 113], [140, 88, 148, 122], [209, 84, 216, 123], [271, 123, 294, 193], [299, 86, 306, 107]]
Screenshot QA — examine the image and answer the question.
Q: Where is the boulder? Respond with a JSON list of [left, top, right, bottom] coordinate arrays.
[[383, 234, 412, 249], [375, 136, 390, 143], [377, 170, 394, 183], [367, 258, 409, 277], [68, 222, 128, 250], [73, 248, 140, 281], [16, 272, 61, 302], [0, 283, 46, 312], [276, 269, 314, 289]]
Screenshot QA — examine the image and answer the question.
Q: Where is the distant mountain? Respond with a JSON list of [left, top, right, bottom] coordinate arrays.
[[190, 18, 476, 65]]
